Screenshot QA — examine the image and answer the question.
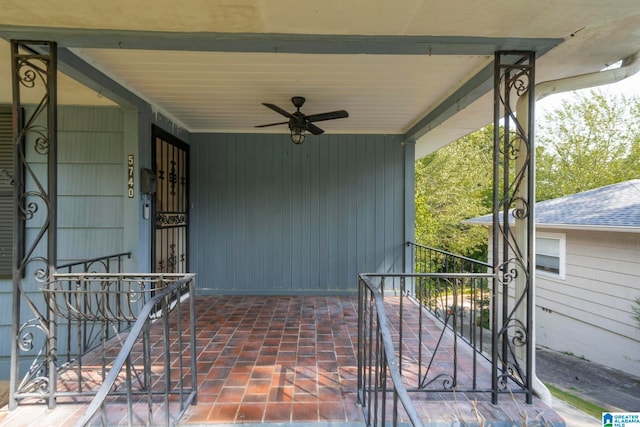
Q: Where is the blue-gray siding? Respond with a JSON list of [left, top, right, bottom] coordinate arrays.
[[0, 105, 125, 378], [190, 133, 408, 294], [0, 119, 412, 378]]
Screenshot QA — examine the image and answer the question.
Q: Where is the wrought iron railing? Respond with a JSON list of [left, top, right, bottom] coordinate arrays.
[[56, 252, 132, 363], [358, 274, 425, 427], [407, 242, 534, 401], [72, 274, 197, 427], [407, 243, 492, 351], [11, 271, 197, 424], [359, 271, 529, 412], [358, 242, 532, 418], [10, 252, 132, 408], [56, 252, 131, 274], [407, 242, 490, 274]]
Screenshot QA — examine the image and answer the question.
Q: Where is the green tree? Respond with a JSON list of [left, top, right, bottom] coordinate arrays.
[[414, 126, 494, 260], [536, 91, 640, 201], [415, 91, 640, 261]]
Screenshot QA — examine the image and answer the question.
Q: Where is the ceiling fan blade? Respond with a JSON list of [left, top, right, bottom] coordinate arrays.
[[306, 110, 349, 123], [255, 121, 289, 128], [262, 103, 293, 118], [307, 123, 325, 135]]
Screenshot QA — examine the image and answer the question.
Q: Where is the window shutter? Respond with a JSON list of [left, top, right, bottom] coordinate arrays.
[[0, 106, 13, 277]]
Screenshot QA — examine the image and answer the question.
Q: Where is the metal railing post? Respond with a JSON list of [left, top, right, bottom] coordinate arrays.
[[190, 277, 198, 405], [10, 39, 59, 411]]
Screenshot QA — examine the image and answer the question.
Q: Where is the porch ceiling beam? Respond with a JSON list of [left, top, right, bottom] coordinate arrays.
[[0, 25, 561, 56], [23, 44, 151, 113], [403, 62, 494, 142], [404, 50, 554, 143]]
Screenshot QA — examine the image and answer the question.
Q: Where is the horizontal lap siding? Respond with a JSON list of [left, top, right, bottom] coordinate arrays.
[[40, 107, 125, 263], [190, 133, 406, 295], [486, 225, 640, 375], [536, 229, 640, 337], [535, 228, 640, 376], [0, 106, 125, 379]]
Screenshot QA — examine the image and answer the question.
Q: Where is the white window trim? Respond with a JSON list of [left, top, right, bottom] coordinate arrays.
[[535, 232, 566, 280]]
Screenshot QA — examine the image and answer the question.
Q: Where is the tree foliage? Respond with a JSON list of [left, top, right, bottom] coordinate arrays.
[[536, 91, 640, 200], [415, 91, 640, 259], [414, 126, 493, 261]]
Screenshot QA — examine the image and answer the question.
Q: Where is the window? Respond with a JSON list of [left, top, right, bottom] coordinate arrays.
[[0, 106, 13, 277], [535, 233, 566, 279]]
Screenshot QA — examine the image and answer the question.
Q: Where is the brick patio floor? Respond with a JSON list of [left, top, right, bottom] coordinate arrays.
[[0, 295, 565, 426], [180, 295, 364, 424]]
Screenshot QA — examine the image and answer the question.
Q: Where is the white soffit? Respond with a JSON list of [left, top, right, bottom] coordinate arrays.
[[75, 48, 491, 134]]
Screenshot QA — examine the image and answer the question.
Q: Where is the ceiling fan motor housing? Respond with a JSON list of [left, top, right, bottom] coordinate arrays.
[[291, 96, 306, 109], [288, 113, 307, 131]]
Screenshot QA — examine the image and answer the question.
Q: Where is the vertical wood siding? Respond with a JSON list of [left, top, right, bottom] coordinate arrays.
[[190, 133, 407, 294], [0, 105, 124, 378]]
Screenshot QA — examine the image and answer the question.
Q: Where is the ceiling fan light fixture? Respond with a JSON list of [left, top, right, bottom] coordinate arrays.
[[256, 96, 348, 145], [290, 126, 306, 144]]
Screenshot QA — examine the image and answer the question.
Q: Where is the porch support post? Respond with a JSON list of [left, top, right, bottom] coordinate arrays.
[[46, 43, 58, 410], [9, 40, 58, 410], [8, 39, 21, 412], [403, 139, 416, 275], [492, 51, 535, 404]]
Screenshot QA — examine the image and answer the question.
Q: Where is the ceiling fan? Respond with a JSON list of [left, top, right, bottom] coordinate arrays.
[[255, 96, 349, 144]]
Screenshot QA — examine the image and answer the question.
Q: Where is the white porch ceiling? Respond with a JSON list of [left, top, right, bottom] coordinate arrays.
[[1, 0, 639, 156], [71, 50, 491, 135]]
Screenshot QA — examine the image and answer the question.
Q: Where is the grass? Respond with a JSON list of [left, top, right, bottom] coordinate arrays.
[[545, 383, 608, 420]]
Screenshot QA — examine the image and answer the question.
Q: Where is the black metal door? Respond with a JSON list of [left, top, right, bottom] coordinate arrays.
[[152, 126, 189, 273]]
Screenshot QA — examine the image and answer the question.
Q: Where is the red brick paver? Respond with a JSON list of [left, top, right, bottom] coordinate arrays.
[[180, 295, 363, 424]]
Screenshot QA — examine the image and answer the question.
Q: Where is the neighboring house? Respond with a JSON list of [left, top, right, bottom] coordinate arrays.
[[467, 180, 640, 376]]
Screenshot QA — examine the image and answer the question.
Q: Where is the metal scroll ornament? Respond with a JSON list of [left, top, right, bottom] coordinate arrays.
[[169, 160, 177, 195], [10, 41, 58, 407], [156, 212, 187, 227], [492, 51, 535, 404]]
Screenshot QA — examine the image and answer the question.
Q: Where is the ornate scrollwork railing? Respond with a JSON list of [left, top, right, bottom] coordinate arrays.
[[10, 253, 132, 406], [13, 272, 197, 421], [72, 274, 197, 427]]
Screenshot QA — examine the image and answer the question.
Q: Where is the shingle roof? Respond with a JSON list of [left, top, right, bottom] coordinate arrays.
[[466, 179, 640, 229]]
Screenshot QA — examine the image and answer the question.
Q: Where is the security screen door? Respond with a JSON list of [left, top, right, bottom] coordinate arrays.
[[152, 126, 189, 274]]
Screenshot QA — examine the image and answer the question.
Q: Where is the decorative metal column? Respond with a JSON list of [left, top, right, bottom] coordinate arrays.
[[9, 40, 58, 409], [492, 51, 535, 404]]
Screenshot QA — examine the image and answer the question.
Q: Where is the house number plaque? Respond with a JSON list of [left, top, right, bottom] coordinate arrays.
[[127, 154, 134, 198]]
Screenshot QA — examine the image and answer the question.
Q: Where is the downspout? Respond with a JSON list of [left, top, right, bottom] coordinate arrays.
[[516, 52, 640, 406]]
